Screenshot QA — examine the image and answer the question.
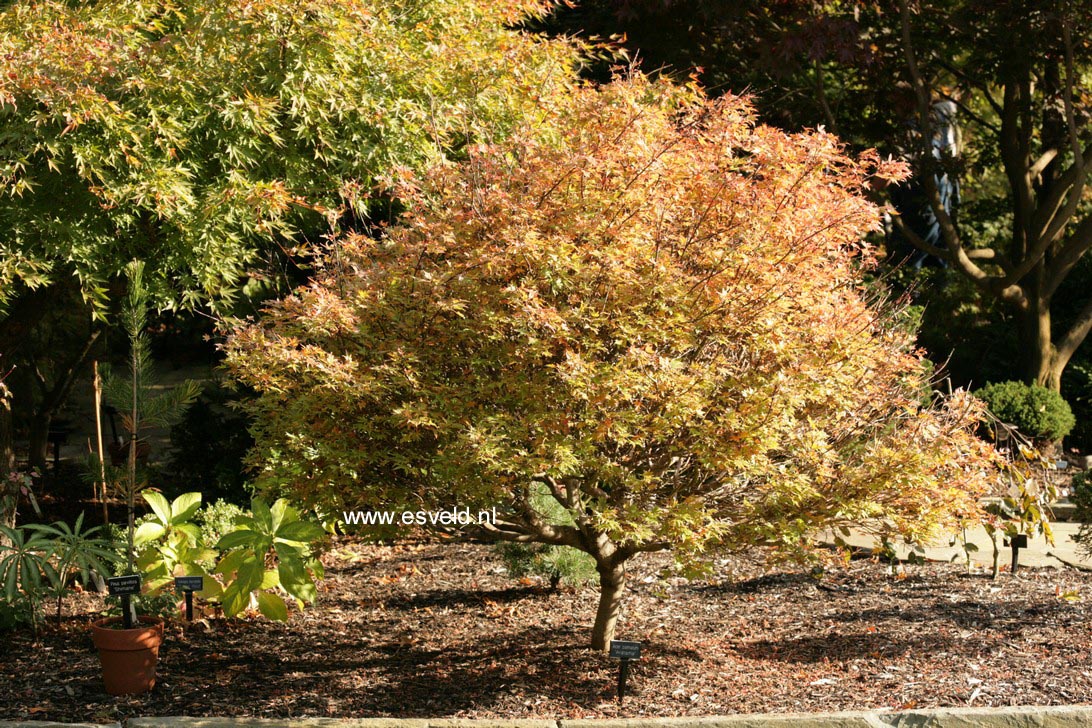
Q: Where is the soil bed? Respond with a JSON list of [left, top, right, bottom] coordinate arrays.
[[2, 540, 1091, 722]]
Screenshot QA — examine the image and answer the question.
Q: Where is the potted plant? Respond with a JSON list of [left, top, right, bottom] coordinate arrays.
[[90, 261, 199, 695]]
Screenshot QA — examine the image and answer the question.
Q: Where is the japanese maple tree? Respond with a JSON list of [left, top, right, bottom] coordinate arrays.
[[227, 77, 1001, 650], [0, 0, 582, 471]]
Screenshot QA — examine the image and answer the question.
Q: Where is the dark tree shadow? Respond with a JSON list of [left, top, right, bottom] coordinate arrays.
[[696, 572, 819, 595], [732, 597, 1080, 665]]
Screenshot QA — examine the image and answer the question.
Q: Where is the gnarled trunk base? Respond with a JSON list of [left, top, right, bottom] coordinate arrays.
[[591, 561, 626, 651]]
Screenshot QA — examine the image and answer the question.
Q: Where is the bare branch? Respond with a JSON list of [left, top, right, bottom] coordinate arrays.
[[1054, 294, 1092, 374], [1031, 142, 1092, 240], [475, 518, 584, 549], [1060, 14, 1086, 177], [814, 60, 839, 135], [889, 212, 947, 260], [1044, 214, 1092, 301], [934, 58, 1004, 116], [897, 0, 989, 285], [1028, 148, 1059, 180]]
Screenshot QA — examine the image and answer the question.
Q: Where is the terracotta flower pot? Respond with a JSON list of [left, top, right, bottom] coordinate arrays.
[[90, 616, 164, 695]]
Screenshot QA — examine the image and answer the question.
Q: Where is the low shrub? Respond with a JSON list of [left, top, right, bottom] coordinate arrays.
[[975, 380, 1075, 441], [133, 491, 326, 621], [196, 500, 246, 549], [499, 540, 598, 590], [0, 517, 118, 631]]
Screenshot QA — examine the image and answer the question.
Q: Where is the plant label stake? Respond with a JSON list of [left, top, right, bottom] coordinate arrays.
[[107, 575, 141, 628], [174, 576, 204, 621], [1005, 534, 1028, 574], [608, 640, 641, 702]]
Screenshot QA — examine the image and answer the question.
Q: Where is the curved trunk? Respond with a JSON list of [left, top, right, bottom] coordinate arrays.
[[1019, 280, 1088, 395], [591, 559, 626, 651]]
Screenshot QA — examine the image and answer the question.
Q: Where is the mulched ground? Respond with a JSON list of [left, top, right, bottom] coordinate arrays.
[[3, 539, 1092, 722]]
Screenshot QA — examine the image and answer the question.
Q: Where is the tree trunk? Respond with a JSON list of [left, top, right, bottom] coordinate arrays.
[[1021, 303, 1060, 390], [1017, 303, 1067, 453], [27, 411, 51, 471], [1019, 303, 1076, 394], [591, 559, 626, 651]]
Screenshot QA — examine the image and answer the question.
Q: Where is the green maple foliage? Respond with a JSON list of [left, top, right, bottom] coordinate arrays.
[[0, 0, 585, 476], [226, 76, 1002, 649], [0, 0, 583, 310]]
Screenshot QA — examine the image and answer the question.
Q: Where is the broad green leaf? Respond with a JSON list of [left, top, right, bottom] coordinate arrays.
[[221, 581, 249, 617], [134, 522, 166, 546], [252, 499, 274, 534], [170, 492, 203, 524], [198, 577, 224, 601], [259, 568, 280, 590], [191, 547, 219, 563], [138, 551, 167, 576], [276, 521, 325, 544], [214, 548, 248, 577], [256, 591, 288, 621], [216, 530, 258, 551], [143, 491, 172, 525], [3, 560, 18, 603], [236, 554, 265, 595], [233, 516, 260, 532], [145, 576, 173, 595], [176, 522, 202, 544], [220, 554, 264, 617], [270, 498, 289, 532], [277, 551, 317, 603]]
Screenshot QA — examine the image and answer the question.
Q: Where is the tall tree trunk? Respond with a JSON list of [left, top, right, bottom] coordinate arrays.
[[1015, 261, 1069, 392], [1043, 358, 1064, 393], [591, 559, 626, 651]]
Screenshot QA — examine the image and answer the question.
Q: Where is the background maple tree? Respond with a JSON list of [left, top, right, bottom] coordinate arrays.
[[0, 0, 582, 476]]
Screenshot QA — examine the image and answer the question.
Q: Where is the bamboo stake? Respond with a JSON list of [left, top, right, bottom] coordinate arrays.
[[93, 361, 109, 525]]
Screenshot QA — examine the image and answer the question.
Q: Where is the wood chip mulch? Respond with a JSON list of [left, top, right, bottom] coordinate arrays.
[[2, 540, 1091, 723]]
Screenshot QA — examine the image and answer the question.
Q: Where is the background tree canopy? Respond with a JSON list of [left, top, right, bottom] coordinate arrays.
[[538, 0, 1092, 442], [0, 0, 584, 472]]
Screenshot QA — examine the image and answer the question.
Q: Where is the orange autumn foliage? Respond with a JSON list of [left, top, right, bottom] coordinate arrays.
[[226, 76, 1002, 647]]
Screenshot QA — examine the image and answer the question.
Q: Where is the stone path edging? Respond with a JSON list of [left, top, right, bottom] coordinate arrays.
[[7, 706, 1092, 728]]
